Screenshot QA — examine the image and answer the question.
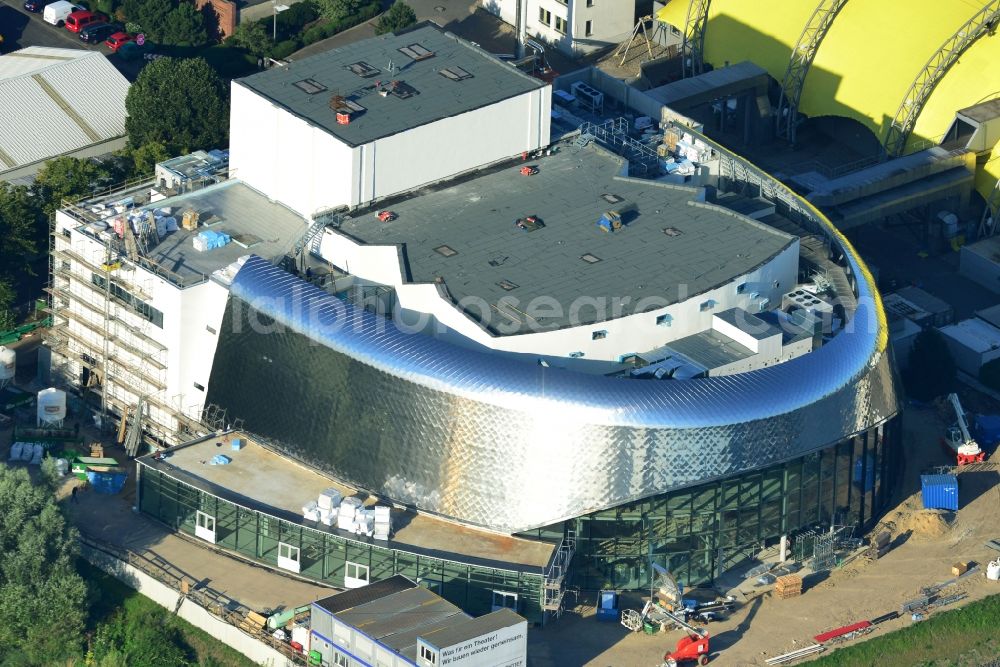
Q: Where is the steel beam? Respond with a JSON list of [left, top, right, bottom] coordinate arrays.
[[883, 0, 1000, 158], [776, 0, 849, 143], [681, 0, 711, 78]]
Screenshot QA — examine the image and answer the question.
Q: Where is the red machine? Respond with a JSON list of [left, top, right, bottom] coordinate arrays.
[[519, 165, 538, 176], [664, 632, 710, 666], [377, 210, 397, 222]]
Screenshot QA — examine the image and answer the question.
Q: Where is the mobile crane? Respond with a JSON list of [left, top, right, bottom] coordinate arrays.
[[943, 393, 985, 465]]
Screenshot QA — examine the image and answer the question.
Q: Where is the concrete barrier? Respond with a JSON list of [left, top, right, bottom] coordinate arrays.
[[81, 544, 297, 667]]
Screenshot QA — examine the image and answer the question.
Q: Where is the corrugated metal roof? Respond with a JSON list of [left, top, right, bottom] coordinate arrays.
[[0, 47, 128, 172]]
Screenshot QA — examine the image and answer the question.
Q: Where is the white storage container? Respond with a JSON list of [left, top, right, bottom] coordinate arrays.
[[318, 488, 343, 511]]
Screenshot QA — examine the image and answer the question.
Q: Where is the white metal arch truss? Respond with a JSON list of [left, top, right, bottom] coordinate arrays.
[[775, 0, 850, 144], [883, 0, 1000, 158]]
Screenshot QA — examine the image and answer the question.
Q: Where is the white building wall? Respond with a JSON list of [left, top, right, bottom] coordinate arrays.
[[53, 210, 226, 442], [229, 82, 354, 220], [230, 82, 550, 218], [361, 89, 551, 206], [484, 0, 637, 54], [317, 228, 798, 364]]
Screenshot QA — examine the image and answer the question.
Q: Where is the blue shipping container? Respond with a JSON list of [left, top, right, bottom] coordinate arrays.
[[920, 474, 958, 511]]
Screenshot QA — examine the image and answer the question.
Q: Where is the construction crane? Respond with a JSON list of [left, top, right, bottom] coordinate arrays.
[[943, 393, 985, 465]]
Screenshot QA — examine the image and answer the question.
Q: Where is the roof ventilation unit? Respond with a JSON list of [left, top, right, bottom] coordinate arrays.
[[329, 96, 366, 125]]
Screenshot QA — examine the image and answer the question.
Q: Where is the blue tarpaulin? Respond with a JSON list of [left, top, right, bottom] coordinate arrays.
[[86, 469, 127, 494]]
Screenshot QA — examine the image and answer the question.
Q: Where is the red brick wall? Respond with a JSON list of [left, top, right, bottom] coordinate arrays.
[[196, 0, 237, 40]]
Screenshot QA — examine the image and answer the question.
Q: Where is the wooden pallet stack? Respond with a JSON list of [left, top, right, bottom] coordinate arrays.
[[774, 575, 803, 599]]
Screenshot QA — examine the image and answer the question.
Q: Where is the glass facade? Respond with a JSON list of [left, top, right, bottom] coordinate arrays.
[[549, 420, 901, 591], [137, 466, 545, 623]]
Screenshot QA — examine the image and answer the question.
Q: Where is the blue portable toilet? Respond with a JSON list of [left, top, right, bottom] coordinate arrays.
[[920, 474, 958, 511], [596, 590, 619, 620]]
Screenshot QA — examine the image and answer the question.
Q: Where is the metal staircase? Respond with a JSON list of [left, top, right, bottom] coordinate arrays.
[[775, 0, 849, 143], [542, 529, 576, 618], [883, 0, 1000, 157]]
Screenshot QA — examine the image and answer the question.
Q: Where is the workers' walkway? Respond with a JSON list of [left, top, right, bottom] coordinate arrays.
[[62, 457, 333, 613]]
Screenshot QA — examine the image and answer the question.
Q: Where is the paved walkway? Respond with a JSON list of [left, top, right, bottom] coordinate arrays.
[[14, 423, 338, 613]]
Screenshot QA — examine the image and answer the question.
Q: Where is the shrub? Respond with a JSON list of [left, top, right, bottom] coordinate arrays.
[[268, 39, 301, 60]]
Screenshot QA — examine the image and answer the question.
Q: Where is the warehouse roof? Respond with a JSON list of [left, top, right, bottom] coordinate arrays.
[[312, 577, 524, 659], [236, 23, 544, 147], [337, 144, 796, 334], [0, 47, 128, 174]]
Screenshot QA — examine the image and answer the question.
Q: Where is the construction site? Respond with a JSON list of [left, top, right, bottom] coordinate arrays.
[[2, 2, 1000, 665]]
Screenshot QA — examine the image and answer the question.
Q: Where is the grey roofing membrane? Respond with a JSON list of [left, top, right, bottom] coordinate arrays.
[[130, 181, 305, 284], [314, 575, 416, 615], [333, 586, 468, 659], [663, 329, 755, 369], [421, 608, 524, 650], [337, 144, 795, 334], [958, 98, 1000, 123], [237, 24, 543, 147]]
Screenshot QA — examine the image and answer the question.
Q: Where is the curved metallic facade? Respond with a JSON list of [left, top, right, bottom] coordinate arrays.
[[205, 136, 900, 535]]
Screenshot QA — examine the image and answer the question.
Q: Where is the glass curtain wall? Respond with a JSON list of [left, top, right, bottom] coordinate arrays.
[[138, 467, 545, 623], [563, 420, 901, 590]]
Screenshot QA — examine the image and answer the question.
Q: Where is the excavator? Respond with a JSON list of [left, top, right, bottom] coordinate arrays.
[[942, 393, 986, 465]]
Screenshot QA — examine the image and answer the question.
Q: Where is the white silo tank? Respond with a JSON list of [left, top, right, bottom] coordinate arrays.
[[0, 346, 14, 388], [37, 388, 67, 427]]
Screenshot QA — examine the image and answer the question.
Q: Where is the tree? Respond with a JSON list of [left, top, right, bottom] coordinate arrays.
[[116, 141, 171, 179], [0, 466, 87, 662], [161, 1, 208, 46], [905, 328, 957, 401], [126, 57, 229, 156], [374, 1, 416, 35], [0, 279, 16, 331], [0, 183, 45, 277], [122, 0, 173, 41], [315, 0, 363, 23], [34, 156, 111, 216], [230, 19, 271, 57]]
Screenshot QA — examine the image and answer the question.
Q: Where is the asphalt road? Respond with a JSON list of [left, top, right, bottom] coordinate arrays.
[[0, 0, 100, 52]]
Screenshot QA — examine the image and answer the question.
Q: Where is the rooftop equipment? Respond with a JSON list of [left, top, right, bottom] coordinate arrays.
[[598, 210, 624, 232]]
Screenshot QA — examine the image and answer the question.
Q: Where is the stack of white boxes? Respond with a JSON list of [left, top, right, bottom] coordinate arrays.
[[317, 488, 343, 527], [301, 500, 320, 522], [373, 506, 391, 541], [338, 497, 363, 531], [355, 509, 375, 537]]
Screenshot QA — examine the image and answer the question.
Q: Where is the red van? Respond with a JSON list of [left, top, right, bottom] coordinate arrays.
[[65, 10, 105, 33]]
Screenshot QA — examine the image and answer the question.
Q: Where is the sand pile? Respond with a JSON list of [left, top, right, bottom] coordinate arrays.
[[903, 509, 953, 538]]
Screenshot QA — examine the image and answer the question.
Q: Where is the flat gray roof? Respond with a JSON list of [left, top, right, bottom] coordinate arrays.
[[237, 23, 544, 148], [333, 586, 467, 660], [337, 144, 795, 334], [421, 608, 524, 650], [314, 575, 416, 616], [140, 432, 555, 570], [74, 180, 306, 287], [663, 329, 755, 370]]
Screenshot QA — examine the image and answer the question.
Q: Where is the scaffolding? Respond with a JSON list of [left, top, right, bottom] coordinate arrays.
[[579, 118, 660, 176], [883, 0, 1000, 157], [775, 0, 848, 144]]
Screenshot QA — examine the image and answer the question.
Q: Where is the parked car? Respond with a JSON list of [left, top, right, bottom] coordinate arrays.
[[79, 22, 119, 43], [23, 0, 46, 13], [117, 39, 154, 61], [104, 31, 134, 52], [65, 10, 106, 33], [43, 1, 83, 26]]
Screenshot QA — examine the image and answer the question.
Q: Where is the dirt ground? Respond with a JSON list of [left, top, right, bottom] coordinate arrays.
[[528, 406, 1000, 666]]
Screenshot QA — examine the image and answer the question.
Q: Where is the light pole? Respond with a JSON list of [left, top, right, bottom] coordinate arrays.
[[273, 1, 290, 41]]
